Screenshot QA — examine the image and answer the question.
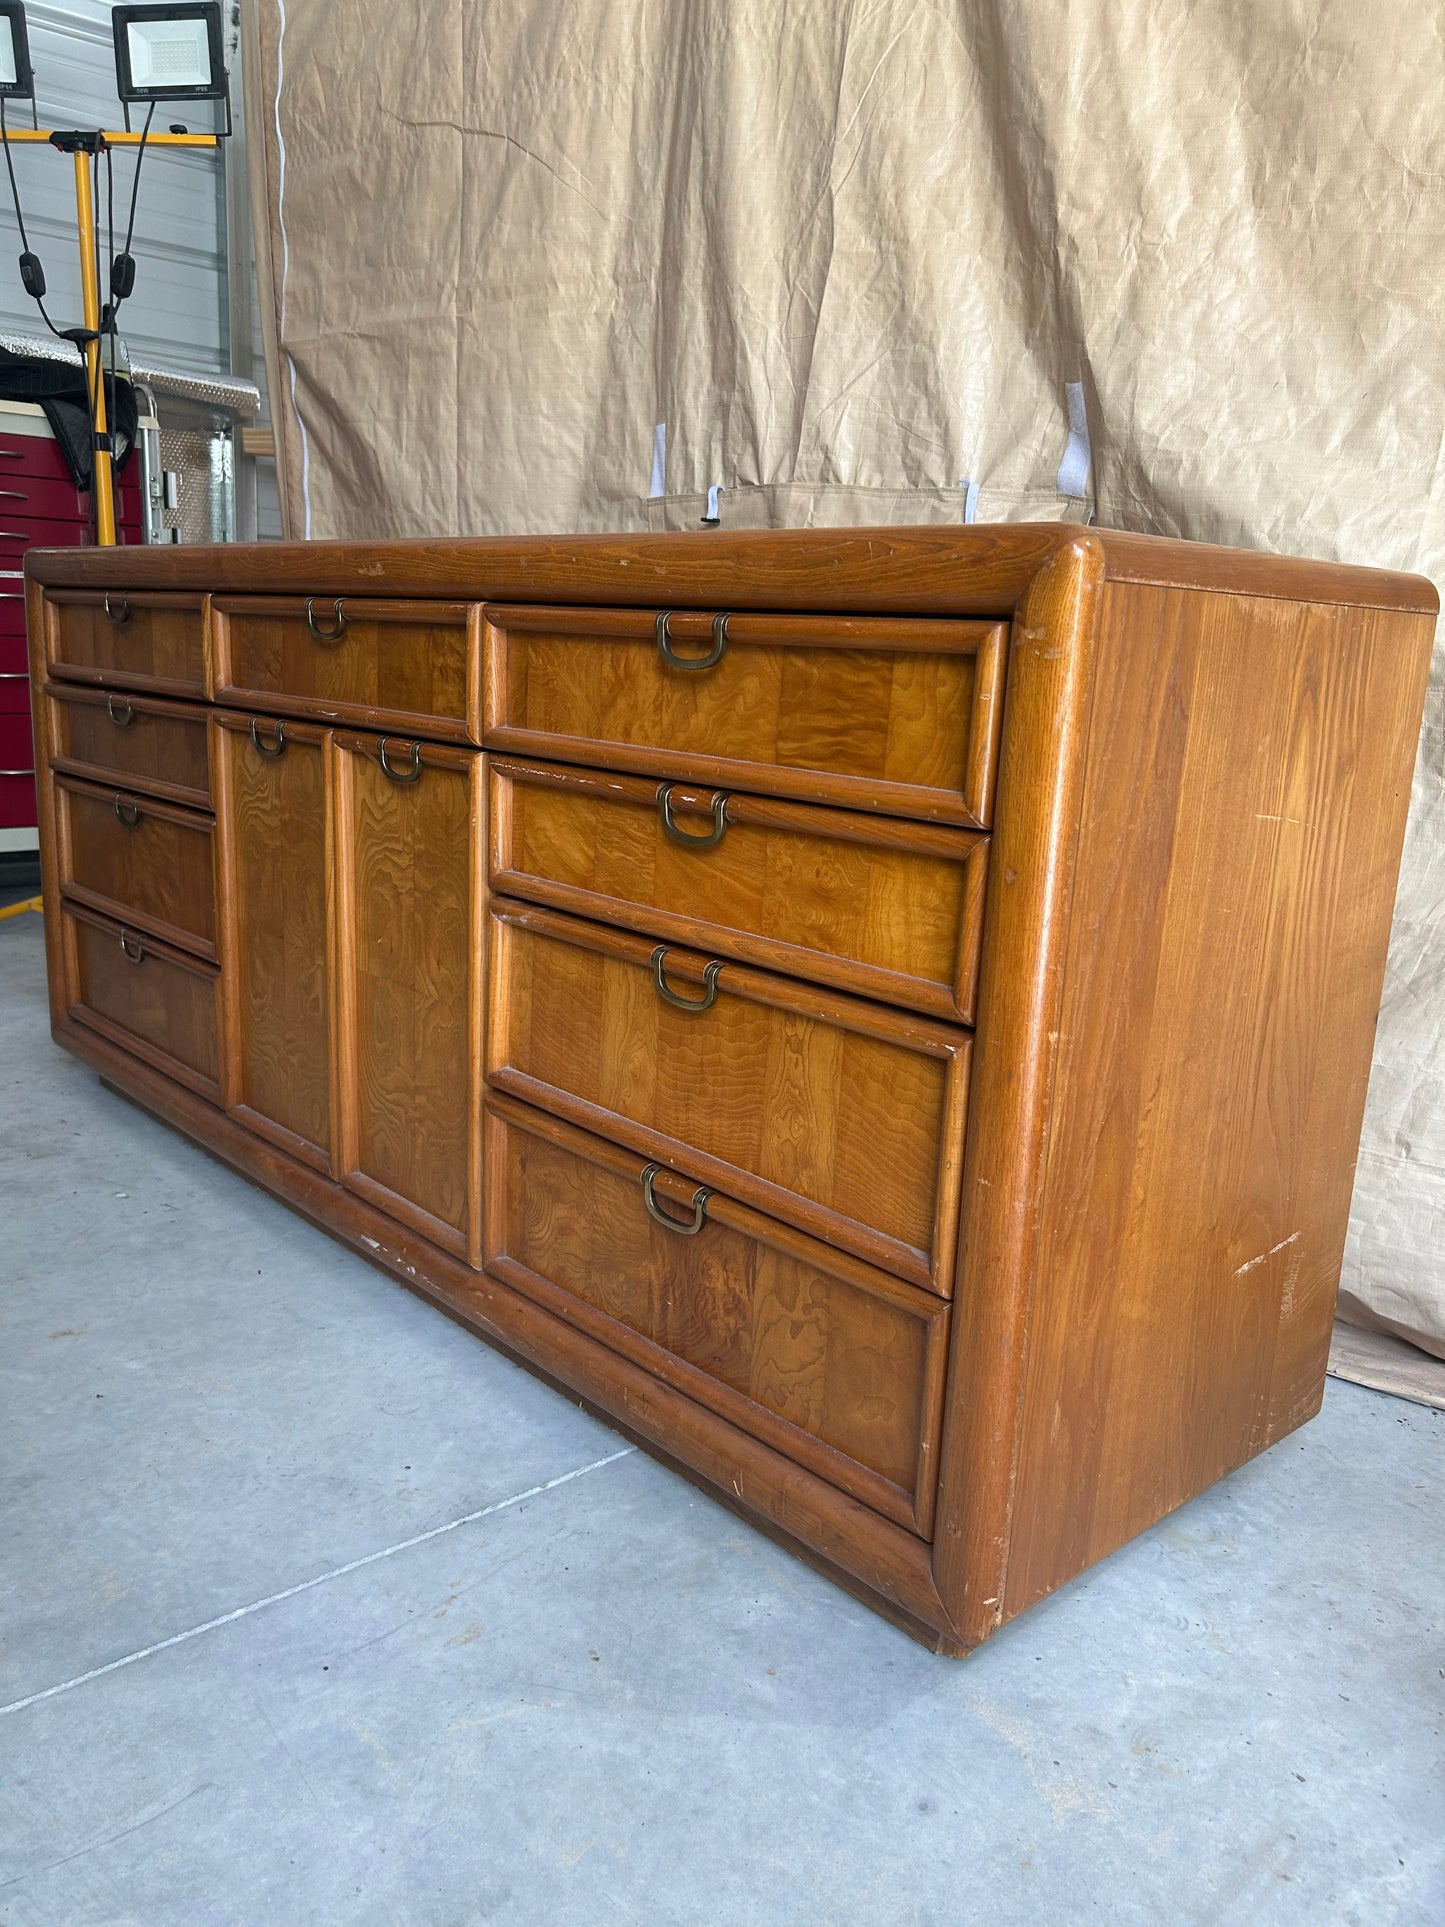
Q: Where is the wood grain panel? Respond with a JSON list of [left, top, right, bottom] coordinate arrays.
[[334, 733, 485, 1259], [43, 590, 206, 696], [485, 606, 1006, 827], [47, 684, 210, 807], [487, 900, 970, 1293], [64, 902, 220, 1099], [486, 1094, 950, 1534], [491, 758, 988, 1020], [215, 714, 333, 1168], [211, 596, 481, 742], [57, 773, 216, 958], [929, 536, 1105, 1642], [997, 583, 1436, 1621]]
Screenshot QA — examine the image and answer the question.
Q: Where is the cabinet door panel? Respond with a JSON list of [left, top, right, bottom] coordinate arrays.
[[216, 715, 333, 1168], [334, 732, 484, 1261]]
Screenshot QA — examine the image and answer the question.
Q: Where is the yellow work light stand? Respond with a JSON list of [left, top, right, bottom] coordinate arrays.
[[0, 126, 219, 544]]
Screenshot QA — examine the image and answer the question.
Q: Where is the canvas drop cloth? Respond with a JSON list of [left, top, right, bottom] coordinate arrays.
[[244, 0, 1445, 1356]]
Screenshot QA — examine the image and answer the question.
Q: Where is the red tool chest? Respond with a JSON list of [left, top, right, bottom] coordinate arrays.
[[0, 412, 145, 834]]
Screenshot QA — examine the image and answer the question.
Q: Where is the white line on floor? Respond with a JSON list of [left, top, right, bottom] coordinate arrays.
[[0, 1446, 638, 1721]]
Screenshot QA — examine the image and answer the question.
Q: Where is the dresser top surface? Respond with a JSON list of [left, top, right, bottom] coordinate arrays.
[[22, 523, 1438, 619]]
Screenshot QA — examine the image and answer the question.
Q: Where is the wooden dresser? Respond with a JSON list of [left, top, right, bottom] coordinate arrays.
[[22, 528, 1436, 1654]]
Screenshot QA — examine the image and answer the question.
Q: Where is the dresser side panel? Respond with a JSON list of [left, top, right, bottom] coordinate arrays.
[[1001, 581, 1435, 1620]]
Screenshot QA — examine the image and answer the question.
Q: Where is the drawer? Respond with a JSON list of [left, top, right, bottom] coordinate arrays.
[[0, 670, 29, 712], [0, 586, 27, 646], [485, 1095, 951, 1536], [44, 590, 206, 696], [491, 757, 990, 1023], [62, 901, 221, 1101], [211, 596, 481, 742], [0, 430, 73, 481], [56, 773, 216, 959], [487, 901, 971, 1295], [484, 604, 1007, 828], [0, 708, 36, 828], [0, 468, 89, 521], [0, 513, 92, 553], [48, 684, 210, 808]]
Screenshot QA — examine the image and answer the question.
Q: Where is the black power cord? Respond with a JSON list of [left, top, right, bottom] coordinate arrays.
[[109, 99, 154, 314], [0, 94, 63, 337]]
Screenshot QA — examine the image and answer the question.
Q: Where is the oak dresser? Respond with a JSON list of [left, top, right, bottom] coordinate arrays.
[[22, 527, 1436, 1654]]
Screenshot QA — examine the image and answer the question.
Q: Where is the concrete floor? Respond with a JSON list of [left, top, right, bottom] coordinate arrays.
[[2, 909, 1442, 1927]]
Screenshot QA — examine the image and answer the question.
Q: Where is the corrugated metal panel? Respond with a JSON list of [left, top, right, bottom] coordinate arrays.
[[0, 1, 227, 375]]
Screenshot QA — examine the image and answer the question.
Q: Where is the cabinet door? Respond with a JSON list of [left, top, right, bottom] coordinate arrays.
[[333, 731, 485, 1263], [215, 714, 334, 1169]]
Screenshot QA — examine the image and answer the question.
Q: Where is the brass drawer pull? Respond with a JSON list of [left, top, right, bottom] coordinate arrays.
[[103, 593, 131, 625], [658, 782, 729, 848], [651, 942, 721, 1012], [250, 717, 286, 758], [655, 609, 729, 672], [641, 1162, 711, 1236], [118, 928, 146, 964], [106, 694, 135, 727], [305, 595, 347, 642], [114, 793, 142, 826], [378, 736, 422, 784]]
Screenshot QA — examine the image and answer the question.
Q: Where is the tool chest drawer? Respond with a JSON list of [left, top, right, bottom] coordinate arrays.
[[483, 604, 1007, 828]]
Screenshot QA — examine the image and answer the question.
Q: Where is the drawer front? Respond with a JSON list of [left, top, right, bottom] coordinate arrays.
[[0, 590, 27, 649], [0, 473, 140, 525], [48, 684, 210, 807], [58, 774, 216, 958], [0, 708, 36, 828], [0, 669, 29, 712], [0, 469, 90, 521], [45, 590, 206, 696], [0, 429, 74, 481], [0, 513, 93, 555], [486, 1096, 951, 1535], [212, 596, 481, 742], [484, 604, 1007, 827], [487, 902, 970, 1294], [491, 757, 989, 1023], [64, 903, 220, 1099]]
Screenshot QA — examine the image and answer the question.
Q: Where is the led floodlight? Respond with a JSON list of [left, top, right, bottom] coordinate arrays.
[[0, 4, 35, 100], [112, 3, 226, 103]]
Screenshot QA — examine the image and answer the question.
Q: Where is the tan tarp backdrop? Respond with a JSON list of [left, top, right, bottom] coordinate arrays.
[[244, 0, 1445, 1355]]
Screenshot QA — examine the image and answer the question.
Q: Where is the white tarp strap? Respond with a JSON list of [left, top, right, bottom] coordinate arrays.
[[1057, 380, 1092, 500], [649, 422, 667, 499]]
